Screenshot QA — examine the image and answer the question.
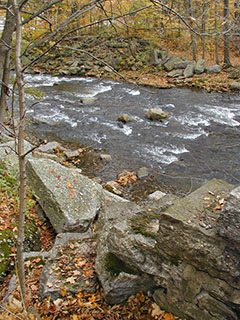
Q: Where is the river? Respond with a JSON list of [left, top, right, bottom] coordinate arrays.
[[24, 73, 240, 195]]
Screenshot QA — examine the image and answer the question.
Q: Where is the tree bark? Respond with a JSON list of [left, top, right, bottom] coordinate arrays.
[[215, 0, 219, 64], [189, 0, 197, 61], [201, 0, 208, 59], [223, 0, 231, 66], [0, 0, 15, 125], [234, 0, 240, 50], [13, 0, 27, 306]]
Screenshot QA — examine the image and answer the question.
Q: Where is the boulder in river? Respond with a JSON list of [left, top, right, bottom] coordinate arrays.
[[63, 149, 80, 158], [117, 113, 132, 123], [104, 181, 123, 196], [100, 154, 112, 162], [80, 97, 98, 105], [137, 167, 149, 178], [146, 108, 170, 121], [148, 190, 166, 201]]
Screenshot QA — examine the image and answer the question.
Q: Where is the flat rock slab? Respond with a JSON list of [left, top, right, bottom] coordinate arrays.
[[26, 158, 103, 233], [165, 178, 233, 225], [26, 158, 128, 233], [40, 232, 98, 300]]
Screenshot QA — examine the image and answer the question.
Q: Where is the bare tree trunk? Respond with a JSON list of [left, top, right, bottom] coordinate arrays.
[[189, 0, 197, 60], [0, 0, 15, 125], [234, 0, 240, 50], [223, 0, 231, 66], [13, 0, 27, 307], [201, 0, 207, 59], [215, 0, 219, 64]]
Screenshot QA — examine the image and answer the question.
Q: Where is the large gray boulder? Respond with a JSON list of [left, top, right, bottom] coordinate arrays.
[[195, 59, 206, 74], [206, 64, 221, 74], [184, 62, 196, 78], [95, 179, 240, 319], [230, 81, 240, 90], [163, 57, 183, 72], [167, 69, 183, 78], [174, 60, 190, 69], [26, 158, 127, 233]]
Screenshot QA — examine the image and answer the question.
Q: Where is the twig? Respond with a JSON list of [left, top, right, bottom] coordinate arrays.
[[21, 10, 53, 30], [23, 139, 47, 158], [21, 0, 62, 26], [0, 79, 11, 96], [0, 122, 16, 137], [0, 39, 12, 49], [0, 305, 24, 320]]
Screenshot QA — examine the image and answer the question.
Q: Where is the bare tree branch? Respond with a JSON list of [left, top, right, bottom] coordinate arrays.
[[150, 0, 235, 37], [23, 139, 46, 157], [19, 0, 29, 10], [0, 38, 12, 49], [22, 4, 151, 71], [0, 121, 15, 137], [21, 0, 63, 26], [21, 9, 53, 30], [22, 0, 106, 55]]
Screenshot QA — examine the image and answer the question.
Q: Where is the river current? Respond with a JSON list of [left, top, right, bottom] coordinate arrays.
[[24, 73, 240, 193]]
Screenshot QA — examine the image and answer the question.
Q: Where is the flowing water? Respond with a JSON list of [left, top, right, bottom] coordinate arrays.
[[24, 73, 240, 195]]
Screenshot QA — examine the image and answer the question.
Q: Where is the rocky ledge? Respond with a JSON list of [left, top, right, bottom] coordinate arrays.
[[0, 139, 239, 320]]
